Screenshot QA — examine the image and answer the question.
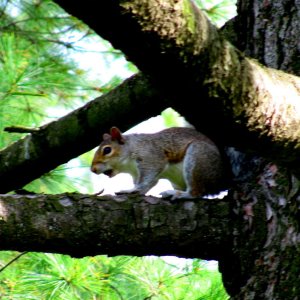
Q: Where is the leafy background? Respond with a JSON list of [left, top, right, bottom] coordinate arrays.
[[0, 0, 236, 298]]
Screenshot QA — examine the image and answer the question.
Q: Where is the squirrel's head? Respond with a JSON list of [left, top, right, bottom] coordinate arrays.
[[91, 127, 125, 177]]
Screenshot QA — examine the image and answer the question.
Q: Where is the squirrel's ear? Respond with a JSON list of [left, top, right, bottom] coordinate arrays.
[[102, 133, 111, 141], [110, 127, 125, 144]]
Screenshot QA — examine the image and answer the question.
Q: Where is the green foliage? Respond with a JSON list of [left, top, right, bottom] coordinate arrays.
[[0, 253, 228, 299], [194, 0, 237, 27], [161, 108, 187, 128], [0, 1, 87, 150]]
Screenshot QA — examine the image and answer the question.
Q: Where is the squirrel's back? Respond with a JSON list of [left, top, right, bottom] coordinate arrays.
[[124, 127, 218, 163]]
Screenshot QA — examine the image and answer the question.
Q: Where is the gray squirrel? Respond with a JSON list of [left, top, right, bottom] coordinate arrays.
[[91, 127, 224, 200]]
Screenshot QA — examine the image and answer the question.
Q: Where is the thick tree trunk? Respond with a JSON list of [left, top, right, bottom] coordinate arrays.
[[221, 1, 300, 298], [221, 150, 300, 299]]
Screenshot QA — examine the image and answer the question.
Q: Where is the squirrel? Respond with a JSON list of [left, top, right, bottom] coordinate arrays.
[[91, 127, 224, 200]]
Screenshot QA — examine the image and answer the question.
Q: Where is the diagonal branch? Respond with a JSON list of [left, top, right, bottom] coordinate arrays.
[[0, 193, 231, 259], [0, 74, 167, 193]]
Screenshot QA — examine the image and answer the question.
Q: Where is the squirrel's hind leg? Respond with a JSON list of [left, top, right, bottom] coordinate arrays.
[[185, 141, 224, 197], [161, 142, 212, 200]]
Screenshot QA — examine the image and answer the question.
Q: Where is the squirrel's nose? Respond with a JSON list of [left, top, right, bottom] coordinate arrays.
[[91, 165, 98, 174]]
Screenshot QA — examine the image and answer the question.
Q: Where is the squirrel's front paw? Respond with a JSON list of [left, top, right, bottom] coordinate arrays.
[[160, 190, 181, 200]]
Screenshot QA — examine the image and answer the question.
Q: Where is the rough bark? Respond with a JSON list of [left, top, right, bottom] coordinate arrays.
[[0, 193, 230, 259], [234, 0, 300, 76], [220, 149, 300, 299]]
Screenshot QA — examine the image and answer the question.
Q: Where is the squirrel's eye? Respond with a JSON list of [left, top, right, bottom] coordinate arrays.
[[103, 146, 112, 155]]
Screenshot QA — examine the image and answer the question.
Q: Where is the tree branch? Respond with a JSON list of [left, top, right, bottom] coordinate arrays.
[[0, 193, 231, 259]]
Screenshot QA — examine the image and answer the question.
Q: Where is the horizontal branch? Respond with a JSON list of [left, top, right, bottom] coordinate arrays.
[[0, 74, 168, 193], [0, 193, 231, 259]]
